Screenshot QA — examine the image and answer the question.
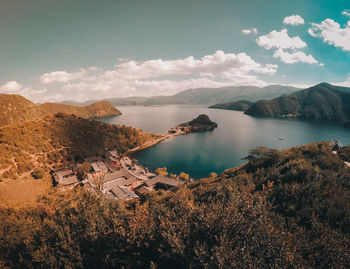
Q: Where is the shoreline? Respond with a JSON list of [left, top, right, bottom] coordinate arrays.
[[126, 131, 186, 154]]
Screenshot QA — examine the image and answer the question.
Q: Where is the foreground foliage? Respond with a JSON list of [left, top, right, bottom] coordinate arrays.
[[0, 142, 349, 268]]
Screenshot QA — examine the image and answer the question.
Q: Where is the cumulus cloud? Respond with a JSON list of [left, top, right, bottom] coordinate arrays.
[[273, 48, 321, 65], [40, 68, 87, 84], [342, 10, 350, 17], [256, 29, 307, 50], [333, 77, 350, 87], [0, 81, 47, 101], [37, 50, 278, 101], [283, 15, 305, 25], [242, 27, 258, 35], [256, 29, 320, 65], [308, 18, 350, 51]]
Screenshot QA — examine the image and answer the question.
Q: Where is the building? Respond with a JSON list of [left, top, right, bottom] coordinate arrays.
[[105, 150, 120, 162], [53, 169, 79, 189], [91, 161, 109, 173], [144, 175, 185, 190]]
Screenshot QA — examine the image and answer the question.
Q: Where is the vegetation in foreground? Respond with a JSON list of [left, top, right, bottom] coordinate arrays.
[[1, 142, 349, 268]]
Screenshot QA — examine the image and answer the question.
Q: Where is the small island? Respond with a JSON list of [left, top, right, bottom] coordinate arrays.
[[169, 114, 218, 134]]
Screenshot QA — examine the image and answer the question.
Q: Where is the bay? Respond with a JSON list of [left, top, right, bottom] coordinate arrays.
[[98, 105, 350, 179]]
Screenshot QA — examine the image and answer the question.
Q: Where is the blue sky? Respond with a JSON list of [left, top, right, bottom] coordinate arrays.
[[0, 0, 349, 102]]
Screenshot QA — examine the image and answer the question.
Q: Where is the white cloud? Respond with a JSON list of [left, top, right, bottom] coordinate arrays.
[[37, 50, 278, 101], [40, 68, 87, 84], [0, 81, 22, 92], [106, 50, 277, 80], [283, 15, 305, 25], [242, 27, 258, 35], [0, 81, 47, 101], [273, 48, 321, 65], [333, 77, 350, 87], [308, 19, 350, 51], [256, 29, 307, 50], [342, 10, 350, 17]]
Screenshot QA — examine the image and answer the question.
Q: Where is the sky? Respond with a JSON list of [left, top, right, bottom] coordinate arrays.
[[0, 0, 349, 102]]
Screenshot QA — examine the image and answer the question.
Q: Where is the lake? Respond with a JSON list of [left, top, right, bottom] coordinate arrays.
[[98, 105, 350, 179]]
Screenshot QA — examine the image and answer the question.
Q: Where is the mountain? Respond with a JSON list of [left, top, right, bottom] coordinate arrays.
[[209, 100, 254, 111], [0, 94, 47, 127], [62, 85, 300, 106], [39, 101, 121, 118], [1, 142, 349, 267], [145, 85, 299, 105], [0, 93, 121, 128], [245, 83, 350, 124]]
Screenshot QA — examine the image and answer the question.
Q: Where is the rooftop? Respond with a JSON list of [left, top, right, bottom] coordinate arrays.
[[145, 175, 185, 188], [91, 161, 109, 173]]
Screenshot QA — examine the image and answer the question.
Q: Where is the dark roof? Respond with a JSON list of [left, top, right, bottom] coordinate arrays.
[[145, 175, 185, 188], [135, 185, 152, 195]]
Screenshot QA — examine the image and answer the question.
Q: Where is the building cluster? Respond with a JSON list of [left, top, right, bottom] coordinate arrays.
[[52, 150, 185, 200]]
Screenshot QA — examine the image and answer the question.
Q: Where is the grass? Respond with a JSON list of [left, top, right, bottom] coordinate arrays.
[[0, 173, 52, 208]]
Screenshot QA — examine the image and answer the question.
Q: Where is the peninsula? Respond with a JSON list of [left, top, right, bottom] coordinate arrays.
[[128, 114, 217, 153]]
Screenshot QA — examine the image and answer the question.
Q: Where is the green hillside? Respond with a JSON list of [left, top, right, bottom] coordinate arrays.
[[209, 100, 254, 111], [245, 83, 350, 124]]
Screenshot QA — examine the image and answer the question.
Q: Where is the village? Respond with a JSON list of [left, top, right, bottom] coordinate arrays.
[[52, 149, 187, 200]]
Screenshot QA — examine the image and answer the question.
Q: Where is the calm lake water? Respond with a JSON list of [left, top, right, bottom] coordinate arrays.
[[98, 105, 350, 179]]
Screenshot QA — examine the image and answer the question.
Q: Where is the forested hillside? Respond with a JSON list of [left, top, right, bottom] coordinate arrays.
[[0, 113, 159, 179], [1, 142, 349, 268], [209, 100, 254, 111], [245, 83, 350, 124]]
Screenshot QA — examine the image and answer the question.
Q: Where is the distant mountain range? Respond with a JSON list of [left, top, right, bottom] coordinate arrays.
[[209, 100, 254, 111], [0, 94, 120, 127], [244, 83, 350, 125], [60, 85, 300, 106]]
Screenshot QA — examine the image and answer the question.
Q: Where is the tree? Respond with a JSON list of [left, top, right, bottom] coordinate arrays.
[[75, 162, 92, 180], [155, 167, 168, 176], [178, 172, 189, 181], [209, 172, 218, 178], [30, 168, 44, 179]]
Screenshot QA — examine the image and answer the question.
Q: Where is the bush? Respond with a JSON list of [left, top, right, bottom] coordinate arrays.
[[30, 169, 44, 179]]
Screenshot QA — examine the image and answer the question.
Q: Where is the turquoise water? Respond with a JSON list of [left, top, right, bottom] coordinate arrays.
[[98, 105, 350, 179]]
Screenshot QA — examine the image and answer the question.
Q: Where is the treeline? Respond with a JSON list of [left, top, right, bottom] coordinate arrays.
[[0, 142, 349, 268], [0, 113, 160, 179]]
